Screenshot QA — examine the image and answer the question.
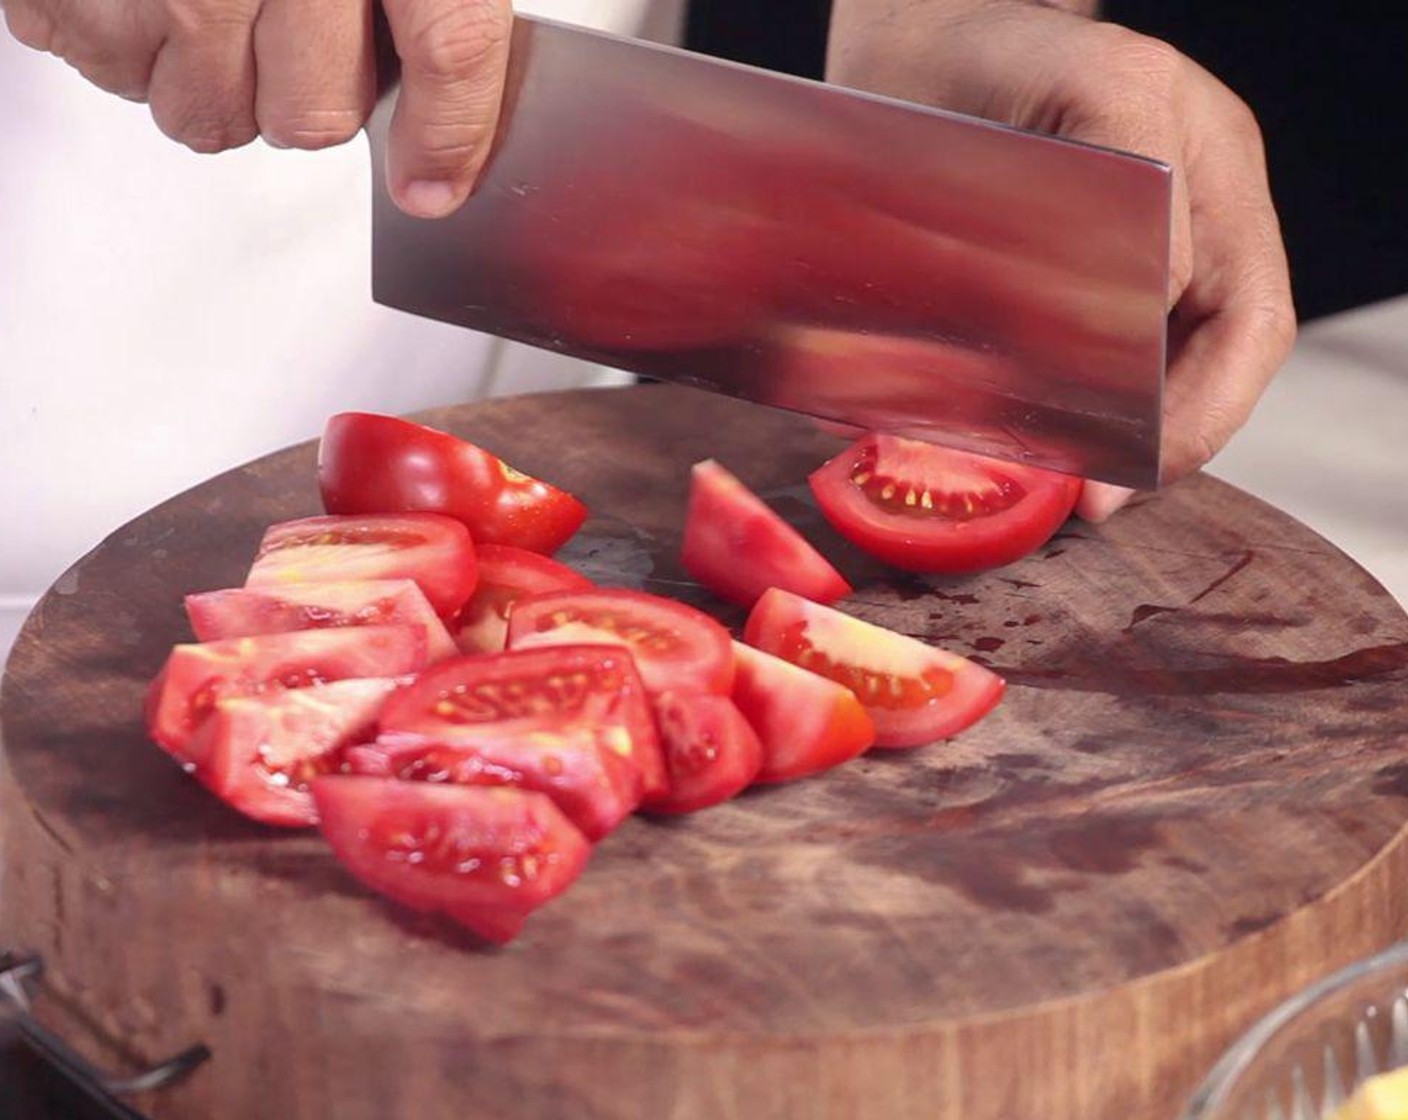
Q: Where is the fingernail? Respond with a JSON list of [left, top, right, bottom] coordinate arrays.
[[1075, 483, 1136, 524], [399, 179, 462, 219]]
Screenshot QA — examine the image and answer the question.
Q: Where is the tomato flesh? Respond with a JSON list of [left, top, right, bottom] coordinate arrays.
[[681, 459, 850, 608], [186, 678, 399, 827], [454, 544, 593, 655], [809, 433, 1082, 574], [347, 726, 642, 841], [312, 777, 591, 944], [506, 588, 735, 696], [146, 625, 428, 756], [245, 512, 478, 620], [319, 413, 588, 555], [744, 588, 1004, 748], [730, 641, 875, 782], [378, 644, 667, 800], [186, 579, 457, 663], [642, 690, 764, 814]]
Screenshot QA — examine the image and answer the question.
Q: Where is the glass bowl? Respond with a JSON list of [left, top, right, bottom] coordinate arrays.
[[1182, 939, 1408, 1120]]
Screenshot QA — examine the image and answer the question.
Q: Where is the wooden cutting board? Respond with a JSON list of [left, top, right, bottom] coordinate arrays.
[[4, 385, 1408, 1120]]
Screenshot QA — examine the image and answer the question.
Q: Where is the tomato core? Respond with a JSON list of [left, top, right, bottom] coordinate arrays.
[[430, 667, 626, 723], [850, 444, 1026, 522], [266, 527, 423, 551], [773, 621, 954, 711]]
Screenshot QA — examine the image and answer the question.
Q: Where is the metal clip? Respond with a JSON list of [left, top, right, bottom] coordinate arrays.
[[0, 950, 210, 1105]]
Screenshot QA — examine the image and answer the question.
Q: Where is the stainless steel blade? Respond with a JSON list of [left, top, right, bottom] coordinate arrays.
[[368, 14, 1171, 488]]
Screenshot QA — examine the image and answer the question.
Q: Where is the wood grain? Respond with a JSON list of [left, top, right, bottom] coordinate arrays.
[[2, 384, 1407, 1120]]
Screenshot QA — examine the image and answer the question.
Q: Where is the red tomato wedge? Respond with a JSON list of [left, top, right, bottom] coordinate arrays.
[[186, 579, 457, 663], [346, 727, 640, 841], [454, 544, 593, 656], [809, 433, 1082, 574], [146, 625, 428, 756], [318, 413, 588, 555], [506, 588, 735, 696], [743, 589, 1004, 748], [312, 778, 591, 945], [681, 459, 850, 607], [377, 645, 667, 800], [642, 690, 763, 814], [185, 678, 399, 827], [245, 513, 477, 620], [731, 641, 875, 782]]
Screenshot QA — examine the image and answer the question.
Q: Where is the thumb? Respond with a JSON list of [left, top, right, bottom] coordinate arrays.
[[382, 0, 512, 219]]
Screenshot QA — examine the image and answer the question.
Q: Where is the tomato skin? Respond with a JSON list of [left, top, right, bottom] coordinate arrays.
[[186, 579, 458, 663], [454, 545, 593, 656], [506, 588, 735, 697], [146, 625, 428, 756], [312, 778, 591, 944], [378, 645, 667, 801], [346, 726, 642, 841], [808, 433, 1082, 574], [681, 459, 851, 608], [730, 642, 874, 783], [642, 691, 764, 814], [186, 678, 399, 827], [318, 413, 588, 555], [743, 589, 1004, 748], [245, 512, 478, 620]]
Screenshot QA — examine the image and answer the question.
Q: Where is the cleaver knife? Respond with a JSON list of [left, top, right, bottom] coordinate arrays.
[[367, 14, 1171, 489]]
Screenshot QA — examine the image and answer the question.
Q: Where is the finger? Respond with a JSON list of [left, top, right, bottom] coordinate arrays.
[[253, 0, 375, 150], [1157, 76, 1296, 483], [147, 0, 260, 153], [7, 0, 161, 101], [1075, 482, 1135, 523], [382, 0, 512, 218]]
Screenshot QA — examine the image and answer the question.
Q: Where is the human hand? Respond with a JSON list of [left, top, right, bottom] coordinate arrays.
[[2, 0, 513, 218], [826, 0, 1297, 520]]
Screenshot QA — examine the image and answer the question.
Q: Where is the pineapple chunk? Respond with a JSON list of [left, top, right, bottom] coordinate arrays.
[[1339, 1067, 1408, 1120]]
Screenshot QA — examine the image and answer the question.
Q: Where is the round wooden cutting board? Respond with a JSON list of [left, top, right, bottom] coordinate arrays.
[[4, 385, 1408, 1120]]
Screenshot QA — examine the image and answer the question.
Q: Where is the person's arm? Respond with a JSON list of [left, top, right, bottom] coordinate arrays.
[[827, 0, 1296, 519], [2, 0, 512, 219]]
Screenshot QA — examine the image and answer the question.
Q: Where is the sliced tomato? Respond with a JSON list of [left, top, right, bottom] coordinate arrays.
[[185, 678, 399, 827], [244, 512, 477, 620], [454, 544, 593, 656], [730, 641, 875, 782], [505, 588, 734, 696], [318, 413, 588, 555], [312, 777, 591, 944], [146, 625, 428, 756], [681, 459, 850, 608], [346, 726, 640, 841], [186, 579, 457, 663], [808, 432, 1082, 574], [377, 644, 667, 800], [743, 588, 1004, 748], [642, 690, 763, 814]]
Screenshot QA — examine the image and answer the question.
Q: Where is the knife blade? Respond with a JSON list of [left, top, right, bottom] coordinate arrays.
[[368, 14, 1171, 488]]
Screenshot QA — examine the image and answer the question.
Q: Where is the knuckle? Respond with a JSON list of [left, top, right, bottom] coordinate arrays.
[[403, 0, 510, 83], [1091, 24, 1185, 91], [151, 95, 257, 154], [260, 108, 365, 151]]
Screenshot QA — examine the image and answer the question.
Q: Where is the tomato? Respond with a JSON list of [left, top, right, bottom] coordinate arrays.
[[377, 644, 667, 800], [642, 691, 763, 814], [454, 544, 593, 656], [318, 413, 588, 555], [186, 579, 457, 663], [730, 641, 875, 782], [809, 432, 1081, 574], [312, 777, 591, 944], [185, 678, 399, 827], [506, 588, 735, 697], [245, 513, 477, 620], [743, 589, 1004, 748], [146, 625, 428, 756], [346, 726, 640, 841], [681, 459, 850, 608]]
